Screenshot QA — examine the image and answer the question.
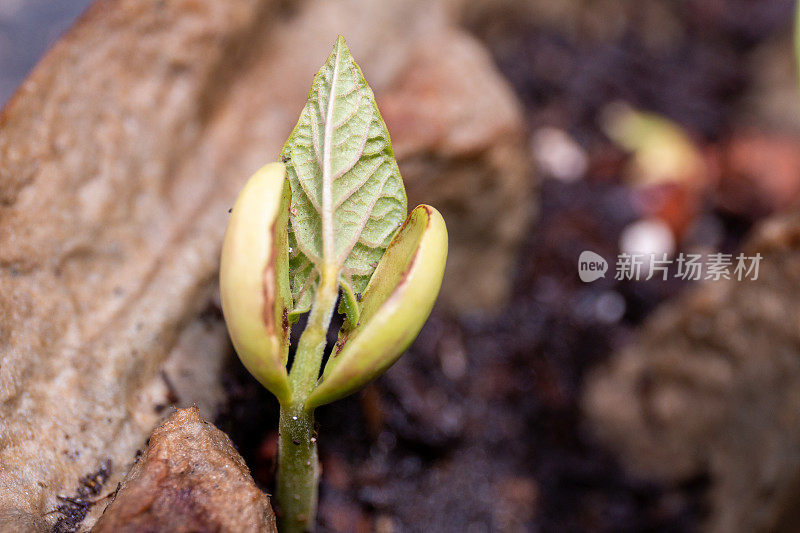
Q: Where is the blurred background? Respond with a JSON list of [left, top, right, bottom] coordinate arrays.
[[0, 0, 92, 105], [2, 0, 800, 532]]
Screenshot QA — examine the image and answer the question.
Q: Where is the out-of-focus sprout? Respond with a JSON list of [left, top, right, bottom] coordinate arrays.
[[601, 102, 705, 188], [220, 36, 447, 532]]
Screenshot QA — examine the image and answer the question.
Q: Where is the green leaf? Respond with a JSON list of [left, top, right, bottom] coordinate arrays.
[[280, 36, 407, 320]]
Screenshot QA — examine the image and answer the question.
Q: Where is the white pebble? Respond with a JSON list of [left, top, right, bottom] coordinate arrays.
[[620, 218, 675, 257], [530, 127, 588, 182]]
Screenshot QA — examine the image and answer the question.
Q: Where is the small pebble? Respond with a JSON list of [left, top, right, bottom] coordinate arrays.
[[531, 127, 588, 182], [620, 217, 675, 257]]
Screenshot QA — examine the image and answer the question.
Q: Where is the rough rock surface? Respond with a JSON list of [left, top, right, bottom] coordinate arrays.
[[0, 0, 528, 529], [92, 407, 276, 533], [584, 210, 800, 533]]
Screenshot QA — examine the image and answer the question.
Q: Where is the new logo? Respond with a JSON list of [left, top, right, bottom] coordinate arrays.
[[578, 251, 608, 282]]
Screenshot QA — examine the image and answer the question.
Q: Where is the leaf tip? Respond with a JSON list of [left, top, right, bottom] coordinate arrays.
[[333, 35, 352, 58]]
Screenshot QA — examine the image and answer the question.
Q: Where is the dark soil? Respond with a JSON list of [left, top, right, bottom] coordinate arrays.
[[214, 1, 796, 531]]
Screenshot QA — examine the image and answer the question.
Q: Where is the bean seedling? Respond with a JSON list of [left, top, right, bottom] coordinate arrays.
[[219, 36, 447, 532]]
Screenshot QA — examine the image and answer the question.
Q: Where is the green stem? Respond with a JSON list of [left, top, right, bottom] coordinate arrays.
[[277, 405, 318, 533], [277, 265, 339, 532]]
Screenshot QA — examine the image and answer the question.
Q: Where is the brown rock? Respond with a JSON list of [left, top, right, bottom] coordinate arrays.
[[714, 132, 800, 218], [93, 407, 276, 532], [0, 0, 528, 529], [584, 211, 800, 532]]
